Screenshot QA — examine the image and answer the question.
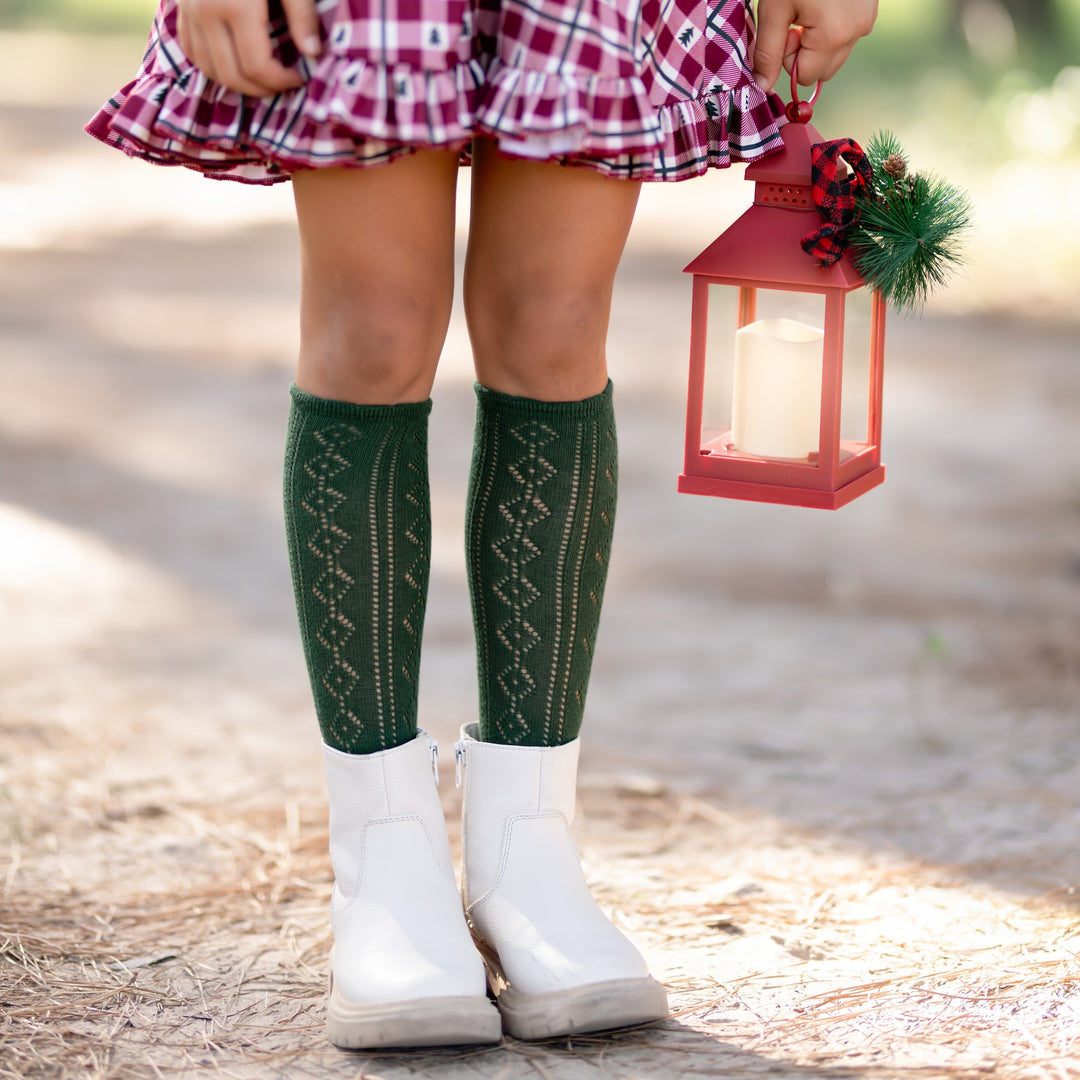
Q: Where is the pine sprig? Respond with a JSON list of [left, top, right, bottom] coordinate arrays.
[[864, 130, 907, 200], [848, 132, 972, 312]]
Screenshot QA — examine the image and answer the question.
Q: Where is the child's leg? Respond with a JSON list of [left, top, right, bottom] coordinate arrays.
[[463, 139, 640, 747], [464, 140, 640, 403], [286, 150, 457, 756], [457, 146, 666, 1039], [285, 151, 500, 1048], [293, 149, 460, 406]]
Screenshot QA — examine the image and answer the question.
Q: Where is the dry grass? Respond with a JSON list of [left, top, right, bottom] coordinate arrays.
[[3, 758, 1079, 1080], [1, 793, 330, 1079]]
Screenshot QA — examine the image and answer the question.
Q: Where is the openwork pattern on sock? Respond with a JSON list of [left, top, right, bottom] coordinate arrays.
[[305, 421, 365, 737], [284, 389, 431, 755], [467, 383, 618, 747], [492, 418, 556, 735]]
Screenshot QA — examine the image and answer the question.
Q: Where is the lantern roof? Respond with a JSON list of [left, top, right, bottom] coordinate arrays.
[[745, 118, 822, 185], [684, 121, 866, 292]]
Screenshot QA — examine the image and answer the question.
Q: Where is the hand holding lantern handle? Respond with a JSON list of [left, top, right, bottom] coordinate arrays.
[[752, 0, 878, 93], [784, 51, 821, 123]]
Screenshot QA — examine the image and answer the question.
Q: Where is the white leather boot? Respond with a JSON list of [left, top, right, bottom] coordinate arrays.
[[454, 723, 668, 1040], [322, 733, 502, 1048]]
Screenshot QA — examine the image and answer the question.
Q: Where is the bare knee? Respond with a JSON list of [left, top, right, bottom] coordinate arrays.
[[291, 155, 459, 406], [465, 282, 612, 400], [298, 283, 450, 405]]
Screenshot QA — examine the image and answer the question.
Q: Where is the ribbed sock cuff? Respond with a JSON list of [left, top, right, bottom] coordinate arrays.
[[473, 380, 613, 419], [289, 384, 433, 423]]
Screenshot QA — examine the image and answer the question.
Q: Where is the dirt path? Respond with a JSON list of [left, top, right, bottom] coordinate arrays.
[[1, 35, 1079, 1080]]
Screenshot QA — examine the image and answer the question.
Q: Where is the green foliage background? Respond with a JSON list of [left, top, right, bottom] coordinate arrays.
[[1, 0, 1079, 50], [0, 0, 156, 33]]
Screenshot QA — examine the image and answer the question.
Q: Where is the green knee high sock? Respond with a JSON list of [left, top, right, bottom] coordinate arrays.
[[283, 387, 432, 755], [466, 381, 618, 747]]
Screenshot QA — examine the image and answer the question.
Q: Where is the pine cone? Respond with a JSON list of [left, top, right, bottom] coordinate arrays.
[[883, 154, 907, 178]]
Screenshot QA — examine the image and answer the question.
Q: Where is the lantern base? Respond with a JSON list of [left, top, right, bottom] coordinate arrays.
[[677, 465, 885, 510]]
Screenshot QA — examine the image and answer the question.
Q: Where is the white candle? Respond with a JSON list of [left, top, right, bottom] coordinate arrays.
[[731, 318, 824, 460]]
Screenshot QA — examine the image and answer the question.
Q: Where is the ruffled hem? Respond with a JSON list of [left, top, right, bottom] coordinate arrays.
[[632, 80, 788, 182], [86, 52, 488, 185], [468, 76, 786, 182], [87, 56, 786, 186], [470, 59, 664, 159]]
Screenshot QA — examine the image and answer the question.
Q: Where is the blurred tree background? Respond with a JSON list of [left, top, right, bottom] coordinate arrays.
[[4, 0, 1076, 171], [0, 0, 156, 33], [3, 0, 1079, 67], [1, 0, 1077, 316], [4, 0, 1079, 62], [819, 0, 1080, 318]]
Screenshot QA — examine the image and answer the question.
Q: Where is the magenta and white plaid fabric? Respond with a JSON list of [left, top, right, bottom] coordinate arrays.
[[86, 0, 785, 184]]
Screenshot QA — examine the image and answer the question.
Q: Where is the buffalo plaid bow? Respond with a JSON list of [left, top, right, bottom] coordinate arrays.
[[801, 138, 872, 267]]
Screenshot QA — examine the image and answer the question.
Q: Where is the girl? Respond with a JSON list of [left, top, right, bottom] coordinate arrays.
[[87, 0, 876, 1050]]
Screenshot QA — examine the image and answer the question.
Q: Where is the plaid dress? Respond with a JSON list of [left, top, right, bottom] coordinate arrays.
[[86, 0, 785, 184]]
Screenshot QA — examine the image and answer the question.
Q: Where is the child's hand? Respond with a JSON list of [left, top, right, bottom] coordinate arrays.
[[177, 0, 322, 96], [753, 0, 877, 93]]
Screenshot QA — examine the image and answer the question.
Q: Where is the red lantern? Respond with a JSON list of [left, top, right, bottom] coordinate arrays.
[[678, 76, 886, 510]]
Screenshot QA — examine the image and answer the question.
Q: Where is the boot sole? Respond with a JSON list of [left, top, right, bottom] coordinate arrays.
[[327, 983, 503, 1049], [473, 934, 668, 1040], [494, 976, 669, 1041]]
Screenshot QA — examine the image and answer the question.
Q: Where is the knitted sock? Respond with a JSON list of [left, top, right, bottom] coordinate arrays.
[[283, 387, 432, 755], [466, 381, 618, 746]]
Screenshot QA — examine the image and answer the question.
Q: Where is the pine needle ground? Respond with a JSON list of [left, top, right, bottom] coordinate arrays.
[[3, 721, 1077, 1080]]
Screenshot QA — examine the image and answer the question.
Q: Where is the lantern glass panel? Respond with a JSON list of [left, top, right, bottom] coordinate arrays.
[[839, 288, 873, 450], [700, 285, 828, 462], [699, 284, 737, 452], [737, 288, 827, 460], [750, 287, 827, 328]]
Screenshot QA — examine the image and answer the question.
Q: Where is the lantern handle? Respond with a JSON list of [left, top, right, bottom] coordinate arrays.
[[786, 50, 822, 124]]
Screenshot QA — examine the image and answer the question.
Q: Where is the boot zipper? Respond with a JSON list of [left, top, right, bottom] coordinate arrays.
[[454, 741, 465, 788], [429, 740, 439, 786]]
